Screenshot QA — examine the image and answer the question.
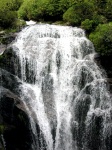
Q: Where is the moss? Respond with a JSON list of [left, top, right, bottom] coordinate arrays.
[[0, 125, 6, 134]]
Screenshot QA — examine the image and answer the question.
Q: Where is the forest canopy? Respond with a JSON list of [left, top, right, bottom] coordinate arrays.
[[0, 0, 112, 55]]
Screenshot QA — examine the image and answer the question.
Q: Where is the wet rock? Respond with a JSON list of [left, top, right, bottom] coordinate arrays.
[[0, 58, 34, 150], [95, 55, 112, 78], [0, 47, 21, 77], [0, 87, 33, 150], [0, 44, 6, 55], [0, 43, 40, 149], [94, 54, 112, 92], [0, 32, 18, 45]]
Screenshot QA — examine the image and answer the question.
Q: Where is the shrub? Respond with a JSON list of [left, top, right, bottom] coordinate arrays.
[[92, 14, 107, 27], [0, 0, 22, 29], [63, 1, 95, 26], [63, 6, 80, 25], [18, 0, 37, 20], [105, 0, 112, 20], [18, 0, 63, 21], [81, 19, 94, 33], [0, 10, 17, 28], [58, 0, 71, 13], [89, 23, 112, 56]]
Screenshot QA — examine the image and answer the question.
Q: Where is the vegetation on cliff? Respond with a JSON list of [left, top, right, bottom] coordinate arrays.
[[0, 0, 112, 56], [89, 23, 112, 56]]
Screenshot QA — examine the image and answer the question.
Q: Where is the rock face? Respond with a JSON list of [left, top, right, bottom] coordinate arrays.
[[94, 54, 112, 92], [0, 41, 35, 149], [0, 87, 33, 150]]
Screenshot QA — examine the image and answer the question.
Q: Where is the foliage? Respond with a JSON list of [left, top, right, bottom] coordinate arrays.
[[63, 6, 80, 25], [81, 15, 107, 33], [63, 1, 95, 26], [92, 14, 107, 26], [45, 0, 63, 21], [0, 0, 23, 11], [18, 0, 37, 20], [18, 0, 47, 20], [0, 0, 23, 28], [58, 0, 71, 13], [81, 19, 94, 33], [89, 23, 112, 56], [13, 19, 26, 31], [90, 0, 107, 13], [0, 10, 17, 29], [105, 0, 112, 20], [18, 0, 63, 21]]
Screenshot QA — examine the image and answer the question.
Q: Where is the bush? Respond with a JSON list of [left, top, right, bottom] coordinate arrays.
[[63, 1, 95, 26], [58, 0, 71, 13], [18, 0, 37, 20], [0, 0, 23, 29], [63, 6, 80, 25], [0, 10, 17, 29], [81, 19, 94, 33], [18, 0, 50, 21], [18, 0, 62, 21], [45, 0, 63, 21], [89, 23, 112, 56], [92, 14, 107, 26], [6, 0, 23, 11], [81, 15, 107, 33], [105, 0, 112, 20]]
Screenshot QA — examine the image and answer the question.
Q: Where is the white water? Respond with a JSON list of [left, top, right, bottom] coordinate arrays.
[[13, 24, 112, 150], [1, 134, 6, 150]]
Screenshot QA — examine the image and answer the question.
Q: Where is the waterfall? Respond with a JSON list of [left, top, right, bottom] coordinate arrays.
[[12, 24, 112, 150], [1, 134, 6, 150]]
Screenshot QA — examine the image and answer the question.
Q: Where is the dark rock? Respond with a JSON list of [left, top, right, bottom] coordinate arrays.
[[0, 69, 21, 94], [0, 42, 42, 149], [94, 54, 112, 92], [0, 47, 21, 77], [94, 54, 112, 78], [0, 87, 34, 150], [0, 57, 35, 150]]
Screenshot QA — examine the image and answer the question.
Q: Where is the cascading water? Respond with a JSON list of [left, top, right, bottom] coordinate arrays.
[[12, 24, 112, 150]]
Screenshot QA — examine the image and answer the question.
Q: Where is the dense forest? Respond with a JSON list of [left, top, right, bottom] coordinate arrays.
[[0, 0, 112, 56]]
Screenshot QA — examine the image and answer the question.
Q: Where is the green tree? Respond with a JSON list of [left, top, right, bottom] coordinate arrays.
[[18, 0, 37, 20], [63, 1, 94, 26], [89, 0, 107, 14], [0, 0, 19, 28], [105, 0, 112, 20], [81, 19, 94, 33], [89, 23, 112, 56], [44, 0, 62, 21], [18, 0, 62, 21], [58, 0, 77, 13]]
